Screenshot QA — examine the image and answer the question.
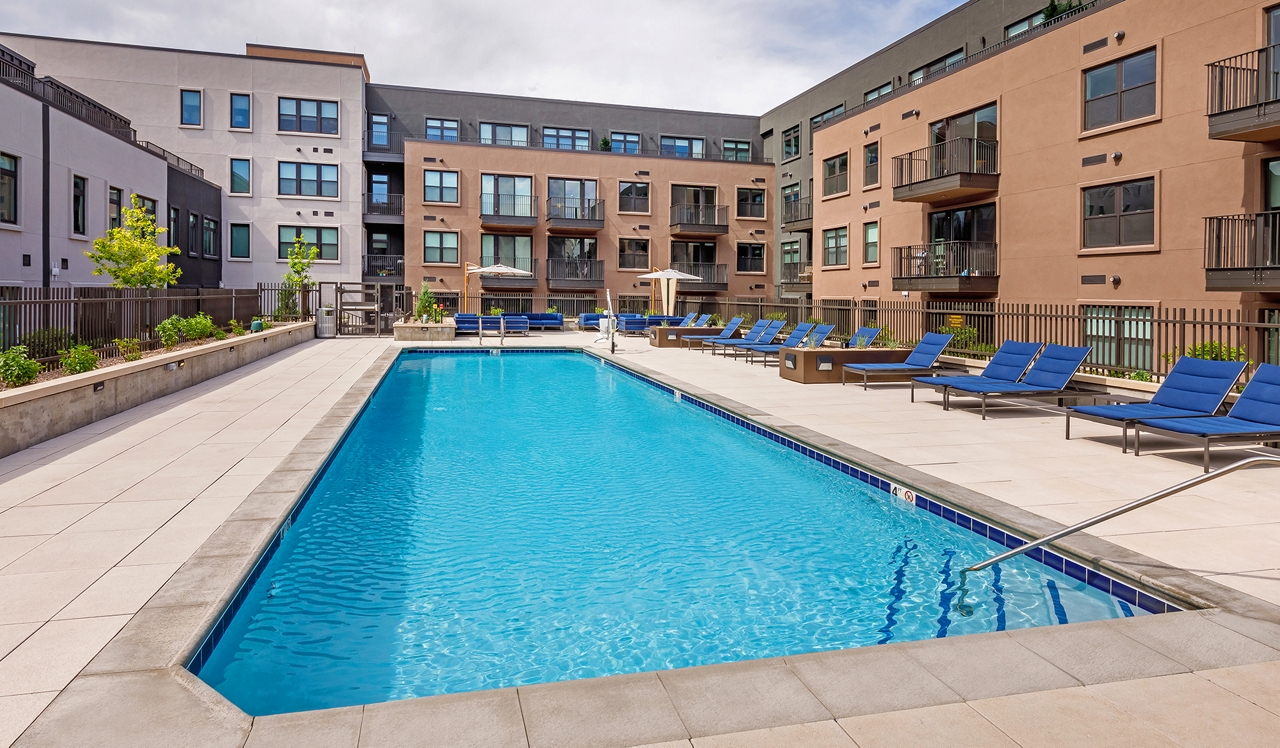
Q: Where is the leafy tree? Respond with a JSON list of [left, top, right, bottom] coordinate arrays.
[[276, 235, 319, 318], [84, 194, 179, 288]]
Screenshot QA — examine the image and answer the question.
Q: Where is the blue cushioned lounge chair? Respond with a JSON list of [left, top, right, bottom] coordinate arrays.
[[911, 340, 1044, 409], [694, 314, 712, 326], [728, 323, 813, 361], [745, 324, 835, 365], [682, 317, 751, 350], [845, 327, 882, 348], [710, 320, 785, 356], [455, 314, 480, 335], [922, 344, 1092, 419], [1134, 363, 1280, 472], [1066, 357, 1247, 452], [842, 332, 955, 389], [675, 313, 697, 327]]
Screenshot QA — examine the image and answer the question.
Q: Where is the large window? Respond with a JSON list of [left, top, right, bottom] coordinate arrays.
[[864, 82, 892, 103], [548, 178, 597, 217], [369, 114, 389, 147], [203, 218, 219, 258], [1084, 49, 1156, 130], [278, 162, 338, 197], [168, 206, 180, 249], [108, 187, 122, 229], [863, 142, 879, 186], [480, 123, 528, 146], [426, 118, 459, 142], [863, 222, 879, 264], [548, 236, 596, 259], [544, 128, 589, 150], [781, 240, 802, 265], [230, 93, 251, 129], [180, 90, 202, 126], [611, 132, 640, 154], [671, 241, 717, 264], [278, 226, 338, 260], [230, 223, 250, 258], [929, 203, 996, 244], [823, 153, 849, 196], [782, 125, 800, 160], [619, 182, 649, 213], [1005, 11, 1045, 38], [424, 170, 459, 203], [736, 243, 764, 272], [278, 98, 339, 134], [910, 49, 964, 85], [1083, 178, 1155, 248], [0, 153, 16, 224], [230, 159, 251, 194], [1083, 305, 1154, 371], [737, 188, 764, 218], [724, 140, 751, 162], [424, 231, 459, 264], [481, 174, 534, 216], [660, 136, 704, 159], [823, 227, 848, 266], [137, 196, 156, 217], [931, 103, 998, 144], [480, 234, 532, 266], [72, 176, 86, 235], [619, 238, 649, 269]]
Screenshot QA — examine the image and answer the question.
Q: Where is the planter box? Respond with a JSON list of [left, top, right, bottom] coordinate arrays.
[[0, 322, 315, 458], [393, 318, 456, 341], [648, 327, 732, 348], [779, 347, 912, 384]]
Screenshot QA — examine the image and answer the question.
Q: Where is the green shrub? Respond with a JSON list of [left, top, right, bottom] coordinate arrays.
[[179, 312, 216, 341], [1125, 370, 1153, 382], [228, 319, 245, 336], [805, 316, 823, 325], [113, 338, 142, 362], [213, 329, 227, 341], [764, 311, 789, 322], [156, 315, 183, 349], [0, 346, 42, 387], [594, 307, 606, 314], [1163, 341, 1251, 365], [545, 306, 558, 314], [936, 324, 980, 351], [19, 328, 73, 359], [59, 345, 98, 374], [707, 313, 724, 326], [252, 316, 274, 330], [488, 306, 504, 316]]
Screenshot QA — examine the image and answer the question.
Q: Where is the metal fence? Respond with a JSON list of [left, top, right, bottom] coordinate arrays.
[[257, 283, 320, 321], [1206, 43, 1280, 115]]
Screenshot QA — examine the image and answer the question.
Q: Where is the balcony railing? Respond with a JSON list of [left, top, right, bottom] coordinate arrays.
[[1207, 44, 1280, 115], [363, 254, 404, 277], [670, 204, 728, 227], [136, 141, 203, 179], [892, 138, 999, 188], [671, 262, 728, 285], [0, 55, 135, 142], [481, 194, 538, 219], [1205, 212, 1280, 269], [378, 130, 772, 164], [364, 130, 407, 154], [781, 262, 811, 283], [619, 195, 650, 213], [546, 197, 604, 221], [894, 242, 998, 278], [782, 197, 812, 224], [364, 193, 405, 216], [546, 258, 605, 282]]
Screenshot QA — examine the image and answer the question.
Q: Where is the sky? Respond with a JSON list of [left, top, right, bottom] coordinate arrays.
[[1, 0, 967, 115]]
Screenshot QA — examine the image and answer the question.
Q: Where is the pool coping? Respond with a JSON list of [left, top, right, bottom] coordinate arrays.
[[15, 342, 1280, 747]]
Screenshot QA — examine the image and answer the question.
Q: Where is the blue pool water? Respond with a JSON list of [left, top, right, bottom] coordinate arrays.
[[197, 351, 1145, 715]]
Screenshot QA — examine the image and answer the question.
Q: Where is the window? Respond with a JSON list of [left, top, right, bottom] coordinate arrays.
[[203, 218, 219, 258], [931, 103, 997, 144], [424, 231, 459, 264], [548, 236, 596, 260], [737, 243, 764, 272], [737, 188, 764, 218], [781, 240, 802, 265], [75, 175, 93, 234], [1083, 305, 1154, 371], [723, 140, 750, 162], [543, 128, 590, 151], [1005, 11, 1045, 38], [0, 153, 16, 224], [108, 187, 122, 229], [1266, 158, 1280, 210], [426, 118, 459, 142], [864, 82, 892, 103], [548, 178, 597, 218], [230, 93, 251, 129], [823, 227, 848, 266], [671, 241, 717, 264], [278, 162, 338, 197], [137, 196, 156, 217], [811, 105, 844, 131], [480, 234, 532, 267], [619, 238, 649, 269], [1084, 49, 1157, 130], [369, 114, 389, 148], [480, 123, 528, 146], [371, 232, 389, 255], [371, 174, 389, 205], [782, 125, 800, 160], [278, 98, 339, 134], [168, 206, 180, 248], [823, 153, 849, 196], [863, 142, 879, 187], [910, 49, 965, 85], [1083, 178, 1155, 248], [929, 203, 996, 244], [481, 174, 533, 216], [863, 222, 879, 264], [660, 136, 704, 159], [619, 182, 649, 213], [423, 170, 459, 203], [180, 90, 201, 126], [611, 132, 640, 154], [188, 213, 199, 257], [230, 159, 251, 194], [278, 225, 338, 260], [230, 223, 250, 258]]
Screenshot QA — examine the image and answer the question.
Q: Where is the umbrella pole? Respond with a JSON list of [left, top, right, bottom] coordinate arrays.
[[650, 266, 657, 312]]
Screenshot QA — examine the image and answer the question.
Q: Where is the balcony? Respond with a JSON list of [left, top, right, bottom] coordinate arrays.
[[546, 198, 605, 232], [891, 138, 999, 203], [1204, 211, 1280, 290], [363, 193, 404, 224], [671, 262, 728, 292], [363, 254, 404, 279], [546, 258, 605, 289], [780, 261, 812, 287], [478, 256, 538, 289], [670, 204, 729, 237], [892, 242, 999, 294], [480, 194, 539, 230], [363, 130, 406, 161], [1206, 45, 1280, 141], [781, 197, 812, 232]]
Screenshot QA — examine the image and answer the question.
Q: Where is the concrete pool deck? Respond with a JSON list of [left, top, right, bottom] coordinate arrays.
[[3, 332, 1280, 746]]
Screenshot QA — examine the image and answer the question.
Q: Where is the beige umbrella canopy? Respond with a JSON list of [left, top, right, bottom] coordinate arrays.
[[637, 268, 702, 317], [462, 263, 533, 313]]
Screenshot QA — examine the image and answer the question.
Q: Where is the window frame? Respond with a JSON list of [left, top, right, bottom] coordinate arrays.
[[108, 187, 122, 230], [168, 206, 180, 250], [822, 153, 850, 197], [71, 175, 87, 237], [278, 225, 339, 262], [610, 132, 640, 154], [822, 226, 849, 267], [202, 217, 219, 259], [423, 230, 460, 265], [618, 182, 650, 214], [277, 97, 340, 136], [479, 122, 529, 147], [909, 49, 965, 85], [736, 242, 765, 273], [188, 213, 200, 258], [863, 141, 880, 188], [1082, 47, 1158, 133], [423, 169, 460, 204], [782, 125, 801, 161], [862, 221, 879, 266], [736, 187, 765, 219], [1081, 175, 1157, 251], [277, 161, 339, 199], [180, 89, 202, 127], [230, 92, 252, 131], [229, 223, 251, 260], [659, 135, 704, 159], [543, 127, 591, 151], [863, 82, 892, 103], [1004, 11, 1045, 39], [723, 140, 751, 162], [618, 237, 650, 270], [0, 152, 18, 226], [229, 158, 251, 195], [425, 118, 460, 142]]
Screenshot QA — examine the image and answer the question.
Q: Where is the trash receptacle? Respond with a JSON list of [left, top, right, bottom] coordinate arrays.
[[316, 307, 337, 338]]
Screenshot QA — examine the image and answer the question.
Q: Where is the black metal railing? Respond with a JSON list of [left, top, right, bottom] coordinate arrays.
[[823, 171, 849, 196], [1205, 212, 1280, 269], [781, 262, 811, 283], [136, 141, 204, 179], [546, 258, 605, 282], [894, 242, 999, 278], [1207, 44, 1280, 115], [480, 193, 538, 219], [363, 130, 408, 153], [364, 193, 405, 216], [671, 262, 728, 284], [479, 256, 538, 277], [387, 130, 772, 164], [892, 138, 999, 188], [782, 197, 812, 224], [546, 197, 604, 221], [0, 55, 135, 141], [618, 195, 650, 213], [670, 203, 728, 226], [363, 254, 405, 277]]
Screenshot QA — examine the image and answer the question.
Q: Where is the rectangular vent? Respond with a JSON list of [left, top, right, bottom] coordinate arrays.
[[324, 211, 334, 217], [1081, 274, 1107, 285], [639, 281, 651, 287], [311, 211, 318, 216], [869, 123, 880, 133], [423, 157, 437, 163], [638, 224, 650, 230], [1082, 154, 1108, 167], [424, 276, 437, 282], [323, 148, 333, 154], [312, 147, 318, 153], [868, 200, 881, 209], [1083, 38, 1108, 54], [867, 280, 880, 287], [423, 215, 436, 221], [637, 170, 650, 176]]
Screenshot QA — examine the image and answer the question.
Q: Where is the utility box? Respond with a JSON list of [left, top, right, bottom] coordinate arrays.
[[316, 307, 337, 338]]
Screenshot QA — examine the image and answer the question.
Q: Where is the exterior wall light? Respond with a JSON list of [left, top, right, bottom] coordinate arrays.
[[1114, 30, 1125, 42], [1112, 151, 1123, 162], [1110, 275, 1122, 286]]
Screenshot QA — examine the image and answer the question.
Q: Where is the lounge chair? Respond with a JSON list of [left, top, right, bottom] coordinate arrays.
[[710, 320, 785, 356], [842, 332, 955, 388], [694, 314, 712, 326], [455, 314, 480, 335], [728, 322, 813, 361], [1134, 363, 1280, 472], [845, 327, 882, 348], [1066, 357, 1248, 452], [682, 318, 751, 350], [745, 324, 834, 365], [675, 313, 697, 327], [911, 340, 1044, 410], [917, 344, 1091, 419]]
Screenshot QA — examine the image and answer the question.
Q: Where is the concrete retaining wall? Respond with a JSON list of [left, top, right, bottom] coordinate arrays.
[[0, 322, 315, 458]]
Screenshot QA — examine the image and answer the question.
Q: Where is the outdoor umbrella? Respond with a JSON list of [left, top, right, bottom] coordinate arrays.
[[462, 262, 533, 314], [637, 268, 702, 317]]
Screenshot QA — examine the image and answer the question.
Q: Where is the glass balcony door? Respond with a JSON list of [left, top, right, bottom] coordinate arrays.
[[548, 178, 597, 219], [482, 174, 533, 217]]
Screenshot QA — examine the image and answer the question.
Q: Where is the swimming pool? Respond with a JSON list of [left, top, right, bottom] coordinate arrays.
[[195, 350, 1162, 715]]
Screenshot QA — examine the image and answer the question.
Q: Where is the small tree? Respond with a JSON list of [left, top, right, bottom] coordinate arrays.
[[599, 137, 612, 152], [414, 281, 444, 323], [84, 195, 179, 287], [275, 235, 319, 318]]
